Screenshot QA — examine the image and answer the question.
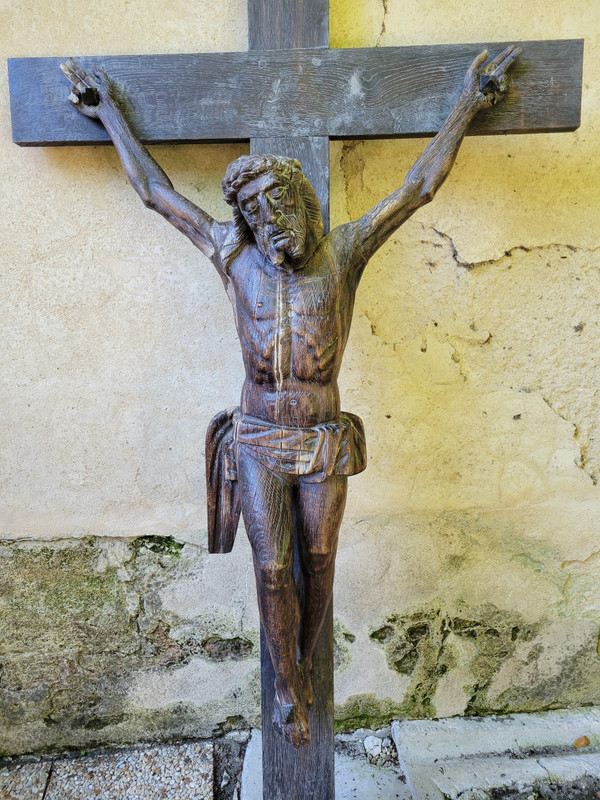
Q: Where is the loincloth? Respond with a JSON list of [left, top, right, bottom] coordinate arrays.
[[233, 411, 366, 483], [206, 408, 366, 554]]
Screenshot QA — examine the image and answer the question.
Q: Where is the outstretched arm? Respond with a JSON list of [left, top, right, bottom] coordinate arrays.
[[61, 60, 223, 261], [355, 46, 522, 263]]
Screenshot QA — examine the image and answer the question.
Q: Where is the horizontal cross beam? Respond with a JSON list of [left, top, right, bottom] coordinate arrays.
[[9, 39, 583, 146]]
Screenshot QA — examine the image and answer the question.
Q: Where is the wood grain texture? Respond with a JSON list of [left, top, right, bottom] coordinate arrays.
[[250, 133, 334, 797], [248, 0, 328, 50], [250, 3, 334, 794], [260, 603, 334, 800], [9, 39, 583, 146], [251, 136, 329, 231]]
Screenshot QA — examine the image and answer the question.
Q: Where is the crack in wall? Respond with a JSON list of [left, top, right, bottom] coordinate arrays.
[[540, 397, 593, 483], [563, 549, 600, 568], [428, 224, 552, 271], [430, 225, 468, 268], [573, 429, 592, 481], [359, 222, 600, 485], [376, 0, 389, 47], [362, 307, 389, 344], [431, 229, 599, 486]]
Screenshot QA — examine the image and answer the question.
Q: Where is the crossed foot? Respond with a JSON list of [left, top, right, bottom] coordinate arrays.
[[272, 661, 314, 748]]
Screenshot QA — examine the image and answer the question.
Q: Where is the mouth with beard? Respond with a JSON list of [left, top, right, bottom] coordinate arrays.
[[261, 211, 307, 267]]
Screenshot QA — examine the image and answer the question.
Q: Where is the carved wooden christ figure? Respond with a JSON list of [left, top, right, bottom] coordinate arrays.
[[62, 46, 520, 748]]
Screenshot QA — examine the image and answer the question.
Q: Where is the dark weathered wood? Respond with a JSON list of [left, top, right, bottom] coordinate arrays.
[[250, 0, 334, 789], [250, 134, 333, 796], [251, 136, 329, 231], [248, 0, 328, 50], [260, 603, 334, 800], [8, 39, 583, 146]]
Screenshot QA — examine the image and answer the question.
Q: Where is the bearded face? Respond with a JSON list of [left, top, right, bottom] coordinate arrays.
[[237, 172, 309, 267]]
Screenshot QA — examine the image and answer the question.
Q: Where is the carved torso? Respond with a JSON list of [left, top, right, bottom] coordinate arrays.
[[217, 223, 366, 426]]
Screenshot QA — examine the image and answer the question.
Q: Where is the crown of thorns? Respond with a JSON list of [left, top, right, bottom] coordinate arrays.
[[222, 154, 303, 206]]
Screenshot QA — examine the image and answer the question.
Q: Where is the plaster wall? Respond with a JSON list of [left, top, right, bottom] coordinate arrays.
[[1, 0, 599, 755]]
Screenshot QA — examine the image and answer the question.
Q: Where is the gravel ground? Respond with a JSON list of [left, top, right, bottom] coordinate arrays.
[[47, 743, 212, 800], [0, 762, 51, 800], [2, 732, 598, 800], [0, 742, 212, 800]]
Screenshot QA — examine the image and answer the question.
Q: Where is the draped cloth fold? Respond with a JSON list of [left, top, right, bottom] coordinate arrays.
[[206, 408, 241, 554], [233, 411, 366, 482], [206, 407, 366, 553]]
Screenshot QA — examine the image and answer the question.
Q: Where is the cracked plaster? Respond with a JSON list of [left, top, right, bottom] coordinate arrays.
[[376, 0, 389, 47], [0, 537, 261, 755]]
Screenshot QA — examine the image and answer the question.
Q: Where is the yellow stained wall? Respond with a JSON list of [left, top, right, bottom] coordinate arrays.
[[0, 0, 599, 746]]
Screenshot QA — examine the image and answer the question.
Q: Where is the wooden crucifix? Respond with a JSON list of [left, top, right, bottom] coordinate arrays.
[[8, 2, 582, 798]]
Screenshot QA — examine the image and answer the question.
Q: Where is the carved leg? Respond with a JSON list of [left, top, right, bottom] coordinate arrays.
[[237, 448, 310, 747], [296, 475, 348, 705]]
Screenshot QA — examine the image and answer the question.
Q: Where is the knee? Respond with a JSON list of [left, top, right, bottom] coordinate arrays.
[[255, 558, 292, 592], [303, 549, 335, 577]]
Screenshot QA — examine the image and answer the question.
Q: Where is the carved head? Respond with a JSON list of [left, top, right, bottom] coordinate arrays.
[[222, 154, 324, 266]]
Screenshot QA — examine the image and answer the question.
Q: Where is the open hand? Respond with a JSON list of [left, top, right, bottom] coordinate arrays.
[[462, 45, 522, 111], [60, 58, 116, 119]]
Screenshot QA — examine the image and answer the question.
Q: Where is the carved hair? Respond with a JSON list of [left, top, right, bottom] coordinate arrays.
[[222, 154, 324, 244]]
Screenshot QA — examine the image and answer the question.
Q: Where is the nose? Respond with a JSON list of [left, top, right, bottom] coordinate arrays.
[[258, 193, 281, 223]]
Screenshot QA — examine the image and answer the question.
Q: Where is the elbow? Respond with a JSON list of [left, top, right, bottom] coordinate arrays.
[[133, 178, 164, 210], [419, 187, 435, 206], [419, 174, 447, 206], [132, 178, 154, 208], [412, 184, 434, 210], [405, 174, 433, 207], [419, 170, 451, 207], [141, 186, 157, 210]]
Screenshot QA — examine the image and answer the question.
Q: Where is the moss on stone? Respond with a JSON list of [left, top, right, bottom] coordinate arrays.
[[201, 635, 254, 661], [369, 601, 542, 719], [211, 715, 250, 737], [0, 538, 259, 756], [131, 536, 184, 557], [3, 536, 599, 756], [334, 693, 404, 733], [469, 635, 600, 715], [333, 618, 356, 672], [340, 599, 594, 728], [0, 541, 137, 656]]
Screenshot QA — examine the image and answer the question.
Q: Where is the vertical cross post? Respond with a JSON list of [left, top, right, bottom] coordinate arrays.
[[248, 3, 335, 798]]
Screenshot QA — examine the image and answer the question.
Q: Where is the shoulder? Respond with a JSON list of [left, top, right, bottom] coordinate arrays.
[[212, 222, 244, 276], [223, 241, 264, 291], [321, 221, 367, 283]]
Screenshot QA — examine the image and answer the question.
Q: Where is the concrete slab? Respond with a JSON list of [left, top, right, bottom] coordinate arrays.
[[0, 761, 51, 800], [240, 730, 262, 800], [428, 756, 549, 799], [334, 749, 411, 800], [4, 710, 600, 800], [392, 707, 600, 800], [538, 752, 600, 782]]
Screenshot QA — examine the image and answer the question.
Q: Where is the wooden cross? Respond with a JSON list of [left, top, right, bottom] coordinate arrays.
[[8, 3, 582, 799]]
